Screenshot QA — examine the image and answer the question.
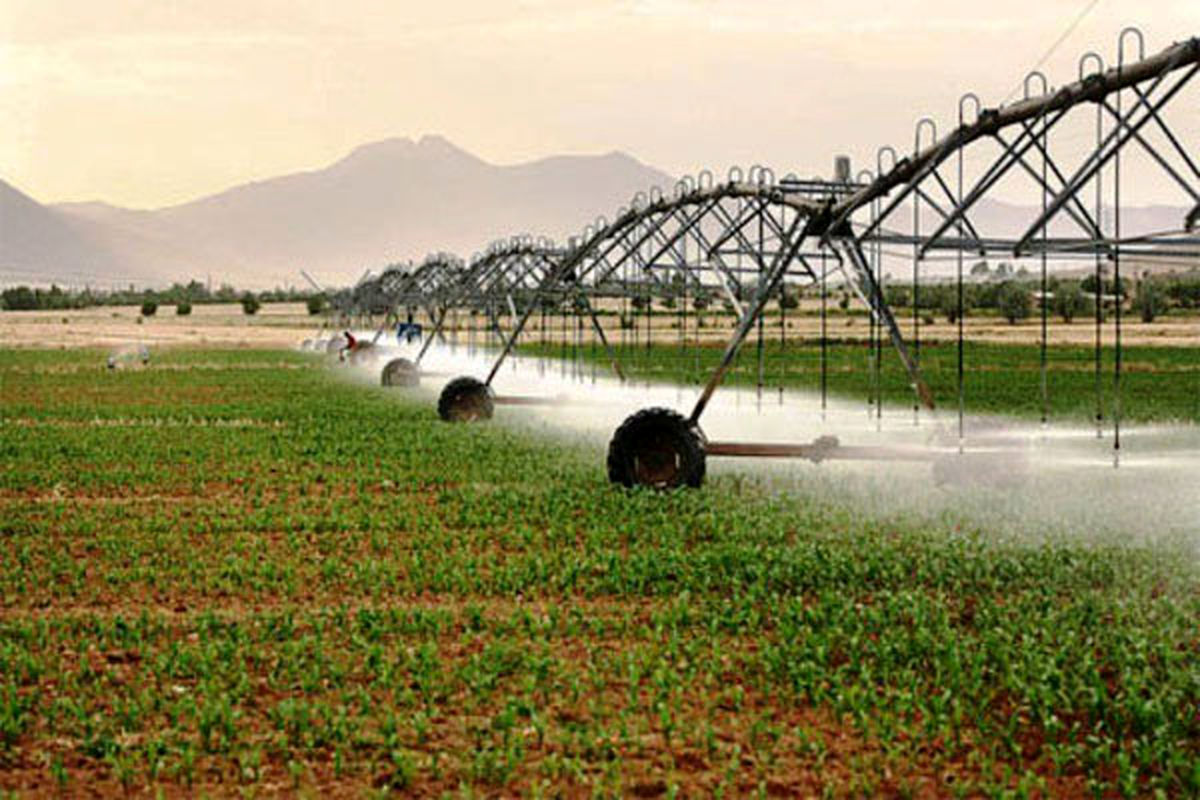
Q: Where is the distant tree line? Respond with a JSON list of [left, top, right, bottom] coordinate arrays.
[[595, 268, 1200, 327], [879, 271, 1197, 324], [0, 280, 323, 313]]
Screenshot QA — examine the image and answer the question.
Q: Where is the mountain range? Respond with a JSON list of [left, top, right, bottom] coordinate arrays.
[[1, 136, 1194, 290], [1, 136, 672, 290]]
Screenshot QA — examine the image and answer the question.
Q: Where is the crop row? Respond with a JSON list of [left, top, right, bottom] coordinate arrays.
[[0, 348, 1196, 795]]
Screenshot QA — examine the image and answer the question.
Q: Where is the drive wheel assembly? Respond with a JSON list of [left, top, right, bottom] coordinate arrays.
[[607, 407, 706, 489], [438, 376, 494, 422], [381, 357, 420, 387]]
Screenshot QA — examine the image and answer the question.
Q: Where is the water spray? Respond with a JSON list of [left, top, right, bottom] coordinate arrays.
[[313, 29, 1200, 500]]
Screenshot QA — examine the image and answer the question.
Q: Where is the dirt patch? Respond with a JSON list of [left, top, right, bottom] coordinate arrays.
[[5, 302, 1199, 352], [0, 302, 322, 350]]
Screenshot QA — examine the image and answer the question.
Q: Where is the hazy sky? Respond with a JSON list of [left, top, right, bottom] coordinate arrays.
[[2, 0, 1198, 208]]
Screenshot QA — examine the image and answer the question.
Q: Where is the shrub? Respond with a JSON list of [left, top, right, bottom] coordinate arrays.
[[241, 293, 261, 315], [141, 301, 158, 317], [997, 282, 1031, 324], [1164, 274, 1200, 308], [306, 296, 326, 315], [1053, 285, 1087, 323], [176, 302, 192, 316], [939, 289, 964, 323], [1134, 280, 1161, 323], [778, 285, 800, 311], [1081, 273, 1127, 298], [1, 286, 37, 311], [885, 285, 911, 308]]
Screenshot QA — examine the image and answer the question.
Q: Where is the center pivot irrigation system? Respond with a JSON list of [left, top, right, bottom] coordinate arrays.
[[309, 29, 1200, 489]]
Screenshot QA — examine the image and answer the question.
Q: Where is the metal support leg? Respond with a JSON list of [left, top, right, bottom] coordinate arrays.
[[836, 238, 935, 412]]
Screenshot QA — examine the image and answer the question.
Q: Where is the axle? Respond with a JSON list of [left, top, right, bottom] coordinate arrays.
[[704, 436, 940, 463]]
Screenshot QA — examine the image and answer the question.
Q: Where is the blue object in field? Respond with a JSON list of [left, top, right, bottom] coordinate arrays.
[[396, 323, 423, 344]]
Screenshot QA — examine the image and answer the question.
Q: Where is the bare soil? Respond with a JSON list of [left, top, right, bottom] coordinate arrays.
[[3, 300, 1197, 351], [0, 302, 323, 349]]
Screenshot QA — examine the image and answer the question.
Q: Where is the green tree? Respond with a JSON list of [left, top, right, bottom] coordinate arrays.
[[185, 279, 210, 302], [998, 282, 1031, 324], [2, 286, 38, 310], [1081, 273, 1127, 298], [884, 285, 911, 308], [778, 284, 800, 311], [1165, 274, 1200, 308], [1133, 278, 1160, 323], [939, 287, 965, 323], [1053, 284, 1087, 323], [240, 293, 261, 315], [42, 284, 68, 310]]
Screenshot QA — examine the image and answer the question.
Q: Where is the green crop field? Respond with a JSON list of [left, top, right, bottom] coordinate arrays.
[[1, 348, 1197, 797], [521, 339, 1200, 424]]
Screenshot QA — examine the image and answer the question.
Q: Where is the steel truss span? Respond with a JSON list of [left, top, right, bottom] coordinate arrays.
[[316, 29, 1200, 489]]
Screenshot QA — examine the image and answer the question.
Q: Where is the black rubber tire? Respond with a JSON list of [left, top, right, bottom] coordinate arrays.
[[381, 357, 420, 388], [437, 376, 494, 422], [607, 407, 706, 489]]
